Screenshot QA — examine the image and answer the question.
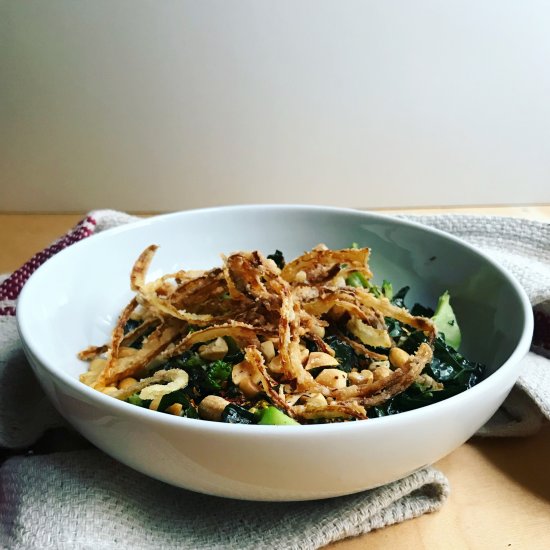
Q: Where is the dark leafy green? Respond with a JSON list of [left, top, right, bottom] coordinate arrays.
[[411, 303, 435, 318], [370, 330, 485, 416], [183, 406, 200, 419], [167, 353, 233, 397], [158, 389, 191, 413], [223, 336, 245, 364], [345, 271, 383, 297], [127, 393, 148, 407], [127, 388, 199, 418], [386, 318, 405, 340], [221, 404, 257, 424], [122, 320, 156, 350], [189, 359, 231, 394], [123, 319, 141, 334], [267, 250, 285, 269], [381, 280, 393, 300], [390, 286, 410, 309], [324, 335, 361, 372], [345, 271, 369, 289]]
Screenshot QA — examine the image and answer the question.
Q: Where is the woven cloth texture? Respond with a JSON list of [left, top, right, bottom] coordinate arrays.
[[400, 214, 550, 306], [0, 450, 449, 550], [0, 209, 549, 548]]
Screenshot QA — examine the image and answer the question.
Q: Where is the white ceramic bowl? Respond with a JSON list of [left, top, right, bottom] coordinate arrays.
[[17, 205, 533, 501]]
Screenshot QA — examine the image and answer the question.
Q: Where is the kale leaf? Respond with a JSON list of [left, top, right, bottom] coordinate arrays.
[[221, 404, 257, 424], [324, 335, 361, 372], [267, 250, 285, 269], [223, 336, 245, 364], [123, 319, 141, 334], [410, 303, 435, 318], [370, 331, 485, 416], [122, 320, 156, 350], [391, 286, 410, 309], [127, 393, 148, 407], [204, 360, 233, 391], [158, 389, 191, 413], [166, 352, 233, 397]]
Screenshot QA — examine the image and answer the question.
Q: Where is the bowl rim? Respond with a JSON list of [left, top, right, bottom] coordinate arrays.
[[16, 204, 534, 434]]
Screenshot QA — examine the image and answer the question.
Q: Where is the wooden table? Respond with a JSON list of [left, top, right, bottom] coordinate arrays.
[[1, 206, 550, 549]]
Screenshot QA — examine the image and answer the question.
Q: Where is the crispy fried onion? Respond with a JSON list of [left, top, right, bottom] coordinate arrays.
[[281, 246, 372, 284], [93, 320, 183, 389], [80, 243, 438, 423], [112, 369, 189, 401]]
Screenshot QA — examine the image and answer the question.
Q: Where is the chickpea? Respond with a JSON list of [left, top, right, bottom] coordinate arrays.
[[348, 369, 374, 385], [198, 395, 230, 421], [305, 352, 339, 371], [260, 340, 276, 362], [315, 368, 348, 390], [373, 366, 393, 381], [166, 403, 183, 416], [199, 337, 228, 361], [389, 348, 410, 369]]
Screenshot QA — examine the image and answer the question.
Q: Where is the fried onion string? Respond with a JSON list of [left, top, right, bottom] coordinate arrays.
[[80, 244, 438, 423]]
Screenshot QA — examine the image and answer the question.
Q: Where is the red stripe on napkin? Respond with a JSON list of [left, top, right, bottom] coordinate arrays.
[[0, 215, 97, 316]]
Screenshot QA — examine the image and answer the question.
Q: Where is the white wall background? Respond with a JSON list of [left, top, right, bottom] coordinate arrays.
[[1, 0, 549, 212]]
